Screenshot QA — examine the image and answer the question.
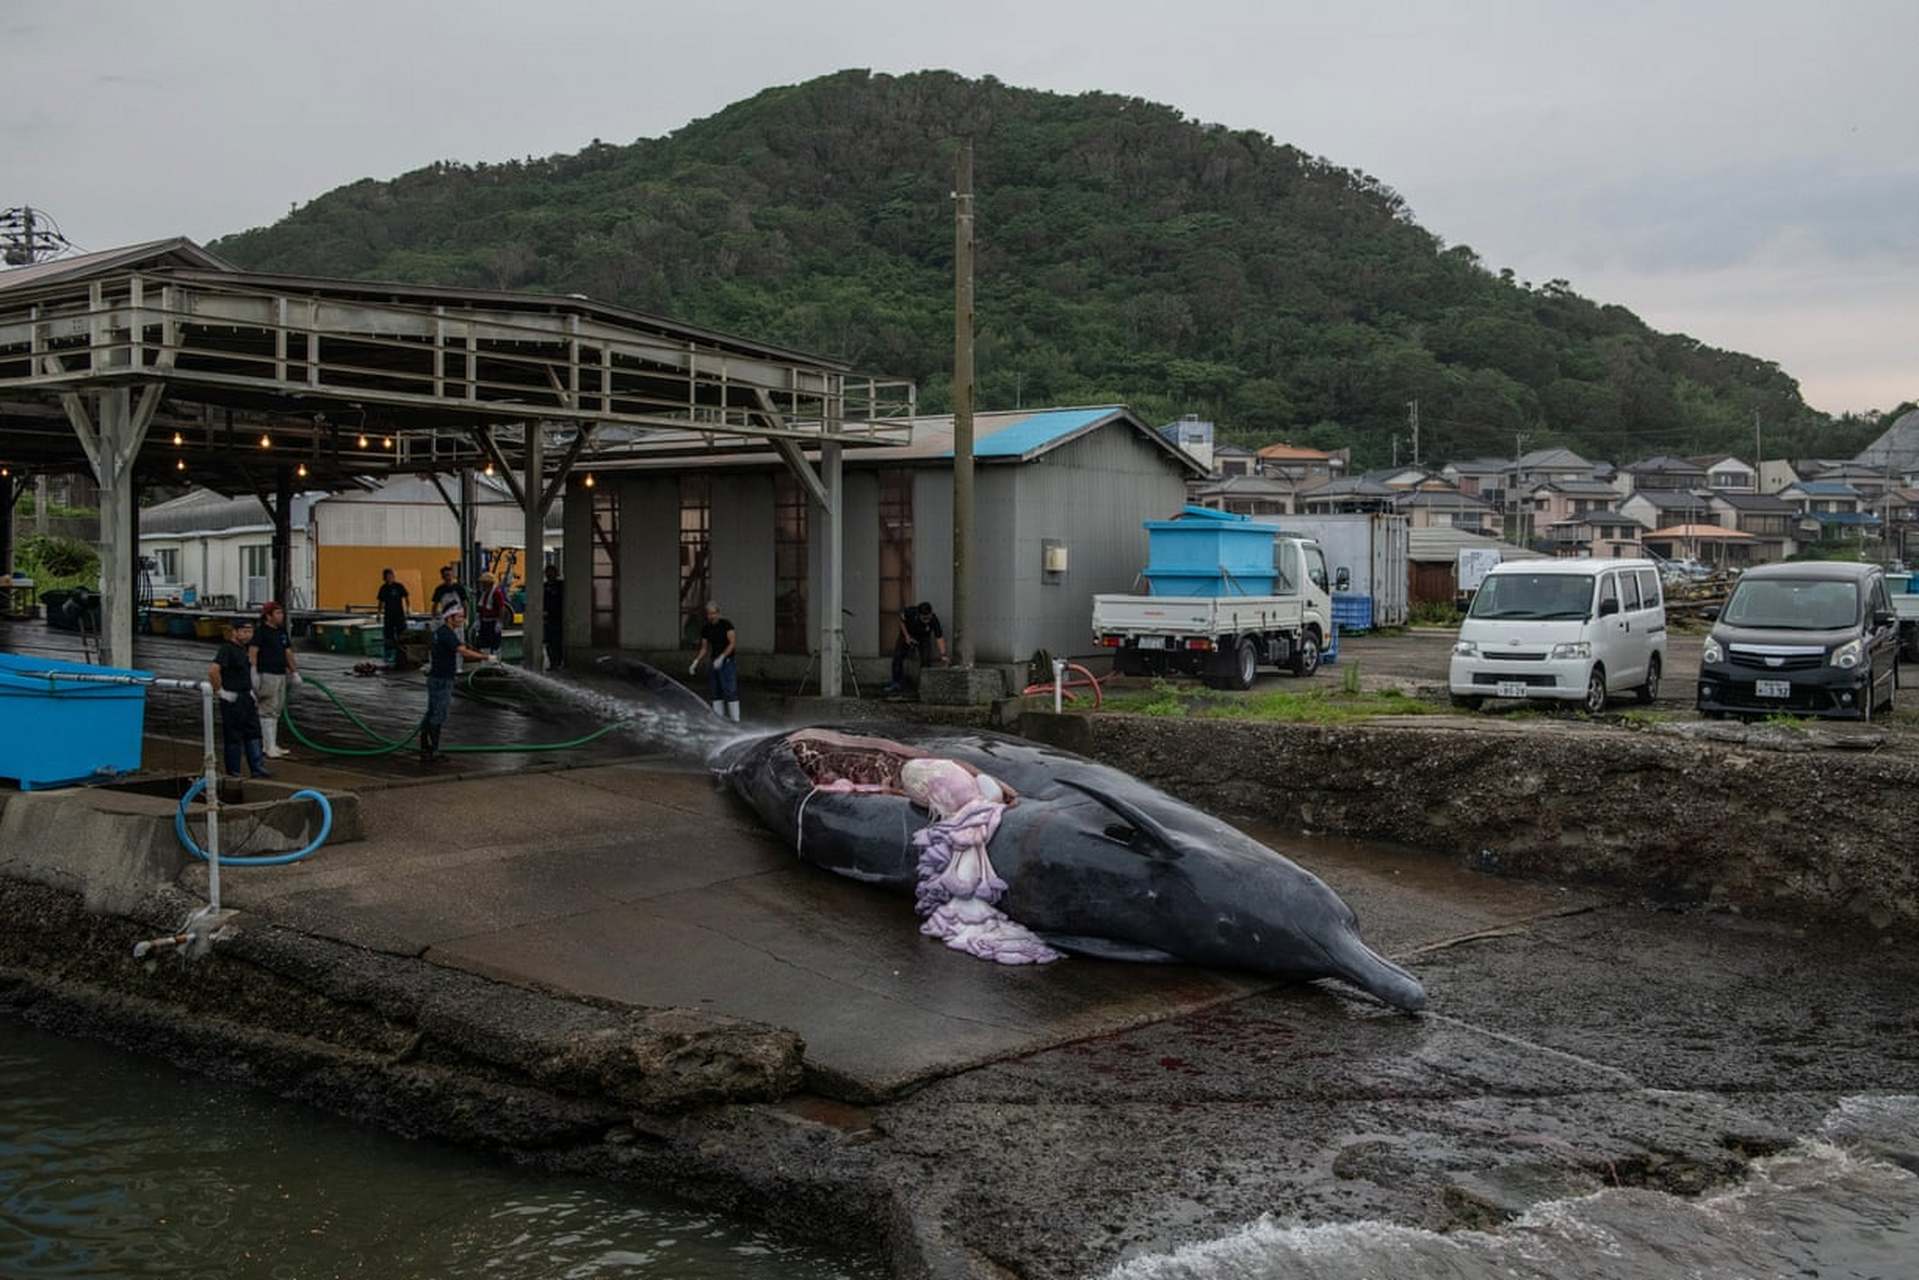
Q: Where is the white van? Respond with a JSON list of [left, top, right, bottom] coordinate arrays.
[[1448, 558, 1667, 714]]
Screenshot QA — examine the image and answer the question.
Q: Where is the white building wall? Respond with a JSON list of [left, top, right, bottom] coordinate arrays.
[[138, 528, 313, 607]]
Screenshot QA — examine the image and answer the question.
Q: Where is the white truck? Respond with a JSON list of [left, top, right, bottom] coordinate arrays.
[[1092, 535, 1335, 689]]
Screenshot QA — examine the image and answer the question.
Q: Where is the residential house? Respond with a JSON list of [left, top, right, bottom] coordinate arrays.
[[1211, 443, 1258, 478], [1540, 510, 1647, 560], [1193, 474, 1292, 518], [1441, 457, 1511, 506], [1779, 479, 1879, 542], [1394, 487, 1496, 534], [1295, 475, 1400, 514], [1690, 455, 1757, 493], [1531, 479, 1628, 529], [1158, 415, 1215, 473], [1853, 408, 1919, 479], [1758, 459, 1802, 495], [1804, 460, 1891, 504], [1706, 492, 1803, 563], [1511, 447, 1595, 491], [1641, 523, 1760, 567], [1619, 487, 1716, 533], [1615, 454, 1707, 496], [1254, 442, 1341, 485]]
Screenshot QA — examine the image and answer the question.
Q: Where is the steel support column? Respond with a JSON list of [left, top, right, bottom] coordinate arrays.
[[271, 463, 292, 608], [820, 390, 845, 698], [521, 422, 545, 669], [0, 474, 19, 577]]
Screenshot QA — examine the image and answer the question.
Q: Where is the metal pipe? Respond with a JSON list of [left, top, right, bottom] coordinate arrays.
[[1053, 658, 1067, 715]]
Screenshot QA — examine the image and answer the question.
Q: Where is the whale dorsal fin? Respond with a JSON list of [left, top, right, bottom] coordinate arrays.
[[1055, 778, 1181, 859]]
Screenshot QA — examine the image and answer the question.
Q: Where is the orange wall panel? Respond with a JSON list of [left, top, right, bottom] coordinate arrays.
[[315, 546, 457, 611]]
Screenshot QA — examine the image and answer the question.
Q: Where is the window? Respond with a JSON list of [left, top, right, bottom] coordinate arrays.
[[774, 474, 809, 655], [1597, 573, 1618, 615], [1305, 545, 1329, 593], [241, 544, 271, 605], [151, 548, 178, 580], [1274, 540, 1300, 594], [1619, 570, 1641, 610], [590, 487, 619, 647], [877, 470, 914, 652], [679, 475, 711, 647]]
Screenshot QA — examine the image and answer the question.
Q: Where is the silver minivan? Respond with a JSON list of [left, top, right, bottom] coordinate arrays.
[[1448, 558, 1668, 713]]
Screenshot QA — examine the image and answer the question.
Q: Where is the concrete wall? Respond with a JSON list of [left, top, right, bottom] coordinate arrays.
[[617, 475, 680, 650], [710, 474, 776, 653]]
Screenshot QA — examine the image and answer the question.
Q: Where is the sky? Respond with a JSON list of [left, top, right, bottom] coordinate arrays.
[[2, 0, 1912, 415]]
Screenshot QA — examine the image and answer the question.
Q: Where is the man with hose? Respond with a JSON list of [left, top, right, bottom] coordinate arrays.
[[423, 599, 496, 763]]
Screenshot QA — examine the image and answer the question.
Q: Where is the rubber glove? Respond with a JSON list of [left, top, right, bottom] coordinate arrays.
[[289, 671, 303, 686], [218, 689, 238, 703], [688, 660, 699, 675]]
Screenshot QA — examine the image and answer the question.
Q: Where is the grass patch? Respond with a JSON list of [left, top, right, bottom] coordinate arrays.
[[1615, 708, 1681, 727], [1101, 678, 1438, 724]]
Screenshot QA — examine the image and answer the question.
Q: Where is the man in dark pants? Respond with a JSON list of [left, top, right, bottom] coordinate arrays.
[[541, 564, 564, 669], [689, 601, 739, 721], [376, 568, 409, 669], [886, 601, 948, 693], [422, 600, 494, 763], [207, 618, 270, 778]]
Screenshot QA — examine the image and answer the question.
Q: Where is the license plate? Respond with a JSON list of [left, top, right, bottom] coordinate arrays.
[[1496, 681, 1528, 699], [1135, 636, 1170, 650], [1755, 679, 1791, 699]]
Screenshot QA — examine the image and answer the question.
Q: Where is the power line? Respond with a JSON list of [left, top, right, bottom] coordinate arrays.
[[0, 206, 75, 266]]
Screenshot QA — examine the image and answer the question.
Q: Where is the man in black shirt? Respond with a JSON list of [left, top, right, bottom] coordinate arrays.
[[886, 601, 948, 693], [429, 564, 469, 624], [249, 601, 301, 759], [422, 599, 494, 763], [689, 601, 739, 721], [207, 618, 270, 778], [541, 564, 564, 669], [376, 568, 409, 669]]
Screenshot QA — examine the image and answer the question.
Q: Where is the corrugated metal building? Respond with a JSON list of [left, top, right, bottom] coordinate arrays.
[[562, 406, 1203, 681]]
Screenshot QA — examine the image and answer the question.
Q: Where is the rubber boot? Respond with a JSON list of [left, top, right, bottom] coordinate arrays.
[[711, 700, 725, 717], [420, 727, 435, 764], [262, 718, 286, 759], [726, 701, 741, 722]]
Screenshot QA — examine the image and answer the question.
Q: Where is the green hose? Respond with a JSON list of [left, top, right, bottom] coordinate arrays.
[[282, 675, 625, 757]]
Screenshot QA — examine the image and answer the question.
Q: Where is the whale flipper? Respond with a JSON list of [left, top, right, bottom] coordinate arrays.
[[1039, 933, 1182, 963]]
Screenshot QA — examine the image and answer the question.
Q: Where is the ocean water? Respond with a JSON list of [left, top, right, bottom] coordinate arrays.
[[0, 1022, 878, 1280], [1107, 1097, 1919, 1280]]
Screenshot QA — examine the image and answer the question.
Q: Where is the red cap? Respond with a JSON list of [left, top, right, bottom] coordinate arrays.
[[261, 601, 283, 618]]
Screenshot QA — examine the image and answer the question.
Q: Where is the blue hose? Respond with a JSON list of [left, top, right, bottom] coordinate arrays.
[[174, 776, 333, 866]]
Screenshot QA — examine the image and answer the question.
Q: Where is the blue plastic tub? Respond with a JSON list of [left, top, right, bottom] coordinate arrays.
[[1143, 506, 1281, 596], [0, 653, 150, 790]]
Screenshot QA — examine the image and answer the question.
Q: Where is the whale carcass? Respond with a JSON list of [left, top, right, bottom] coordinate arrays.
[[712, 723, 1425, 1012]]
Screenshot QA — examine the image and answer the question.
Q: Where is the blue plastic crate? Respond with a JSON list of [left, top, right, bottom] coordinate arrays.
[[1331, 593, 1374, 633], [0, 653, 150, 790]]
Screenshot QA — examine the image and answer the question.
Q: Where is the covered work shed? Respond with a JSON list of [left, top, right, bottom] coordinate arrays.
[[564, 406, 1202, 684], [0, 238, 911, 692]]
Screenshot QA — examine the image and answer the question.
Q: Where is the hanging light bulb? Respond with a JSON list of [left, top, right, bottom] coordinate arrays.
[[297, 463, 308, 478], [172, 430, 184, 446], [484, 461, 494, 476], [259, 432, 272, 449], [382, 435, 393, 449], [176, 458, 186, 472], [357, 433, 369, 449], [583, 472, 596, 488]]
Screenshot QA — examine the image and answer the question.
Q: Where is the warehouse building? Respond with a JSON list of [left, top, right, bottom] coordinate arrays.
[[563, 406, 1203, 687]]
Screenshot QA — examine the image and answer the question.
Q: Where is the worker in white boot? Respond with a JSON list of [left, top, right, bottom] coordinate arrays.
[[250, 601, 302, 758], [690, 601, 741, 722]]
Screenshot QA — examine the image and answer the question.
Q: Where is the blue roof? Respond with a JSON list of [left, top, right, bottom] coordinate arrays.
[[1790, 480, 1861, 496], [1809, 510, 1881, 526], [939, 407, 1117, 459]]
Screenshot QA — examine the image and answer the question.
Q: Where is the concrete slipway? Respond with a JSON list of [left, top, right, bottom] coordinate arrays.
[[2, 638, 1916, 1278]]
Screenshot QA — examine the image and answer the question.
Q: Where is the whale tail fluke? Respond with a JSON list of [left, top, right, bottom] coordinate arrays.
[[1327, 934, 1427, 1013]]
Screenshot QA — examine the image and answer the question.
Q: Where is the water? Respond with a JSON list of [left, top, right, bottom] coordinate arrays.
[[0, 1022, 878, 1280], [1107, 1098, 1919, 1280], [484, 663, 748, 762]]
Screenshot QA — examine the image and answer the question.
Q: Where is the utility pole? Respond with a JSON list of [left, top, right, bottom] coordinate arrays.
[[0, 206, 73, 266], [951, 139, 976, 671], [1407, 399, 1420, 467], [1512, 431, 1528, 545], [1753, 406, 1761, 471]]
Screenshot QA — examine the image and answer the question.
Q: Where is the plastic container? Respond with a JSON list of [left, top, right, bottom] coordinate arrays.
[[181, 585, 198, 605], [166, 614, 196, 638], [0, 652, 150, 790], [1331, 593, 1374, 633], [1142, 506, 1281, 596], [193, 617, 226, 641], [148, 612, 171, 634]]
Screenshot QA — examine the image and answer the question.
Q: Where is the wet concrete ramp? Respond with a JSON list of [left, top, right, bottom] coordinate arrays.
[[197, 759, 1600, 1099]]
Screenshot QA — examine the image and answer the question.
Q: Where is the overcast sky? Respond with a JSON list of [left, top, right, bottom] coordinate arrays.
[[3, 0, 1912, 414]]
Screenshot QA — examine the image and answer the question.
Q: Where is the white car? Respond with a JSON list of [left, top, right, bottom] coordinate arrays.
[[1449, 559, 1668, 714]]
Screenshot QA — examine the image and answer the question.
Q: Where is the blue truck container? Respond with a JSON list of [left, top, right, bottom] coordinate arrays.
[[1142, 506, 1281, 596], [0, 652, 150, 790]]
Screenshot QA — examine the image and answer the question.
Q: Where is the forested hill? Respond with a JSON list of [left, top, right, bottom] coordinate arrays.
[[211, 69, 1871, 467]]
